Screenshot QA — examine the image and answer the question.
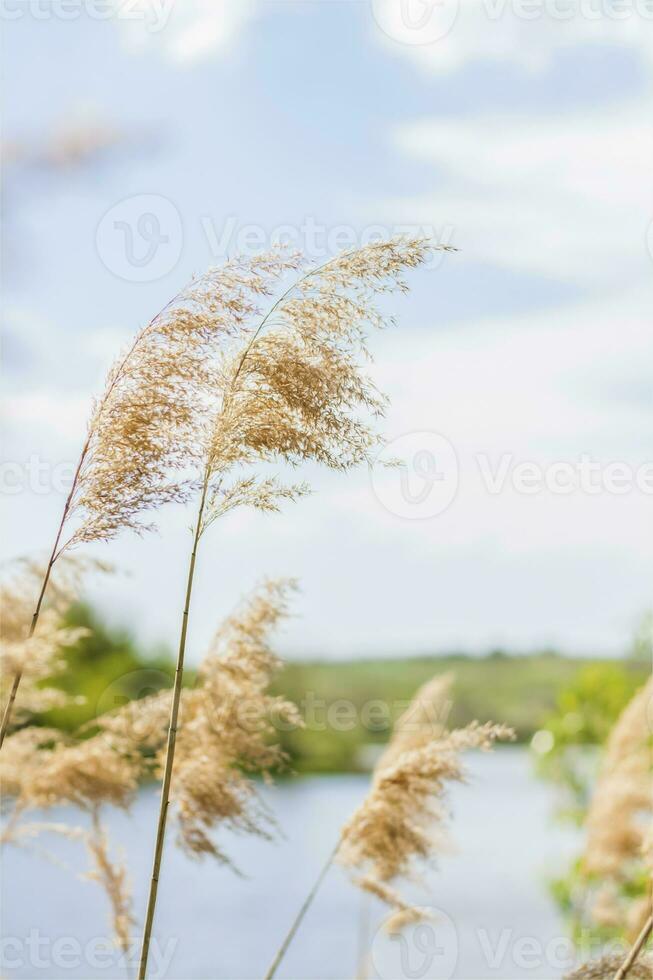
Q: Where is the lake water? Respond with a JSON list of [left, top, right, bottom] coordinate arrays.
[[2, 748, 583, 980]]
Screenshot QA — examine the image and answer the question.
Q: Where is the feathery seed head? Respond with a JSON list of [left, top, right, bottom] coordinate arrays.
[[338, 673, 514, 921]]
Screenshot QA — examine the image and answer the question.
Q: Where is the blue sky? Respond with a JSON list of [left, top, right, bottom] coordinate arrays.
[[3, 1, 652, 660]]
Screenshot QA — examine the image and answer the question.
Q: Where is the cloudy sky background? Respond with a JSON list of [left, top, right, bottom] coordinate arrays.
[[3, 0, 652, 660]]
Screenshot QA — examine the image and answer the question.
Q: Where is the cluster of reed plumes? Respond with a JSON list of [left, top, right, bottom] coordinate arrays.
[[3, 238, 471, 978], [4, 234, 647, 979], [0, 237, 440, 743], [1, 579, 301, 949]]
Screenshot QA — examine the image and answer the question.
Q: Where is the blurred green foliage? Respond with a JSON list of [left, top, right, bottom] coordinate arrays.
[[533, 628, 651, 944], [31, 605, 648, 777], [272, 652, 648, 772], [535, 661, 645, 822], [36, 603, 186, 733]]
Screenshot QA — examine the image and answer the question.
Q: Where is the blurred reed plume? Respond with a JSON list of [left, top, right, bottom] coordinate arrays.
[[582, 677, 652, 940], [84, 807, 136, 953], [564, 952, 652, 979], [0, 725, 137, 950], [1, 580, 300, 952], [339, 719, 514, 926], [378, 671, 453, 769], [264, 673, 513, 979], [135, 237, 439, 978], [2, 812, 135, 953], [0, 557, 96, 723], [172, 578, 302, 861], [573, 677, 653, 980], [95, 578, 301, 864]]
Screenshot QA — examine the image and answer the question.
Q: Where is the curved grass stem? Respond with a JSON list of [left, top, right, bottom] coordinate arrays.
[[613, 914, 653, 980], [264, 839, 341, 980]]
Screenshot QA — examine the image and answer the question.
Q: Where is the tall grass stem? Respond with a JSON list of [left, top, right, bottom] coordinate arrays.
[[264, 839, 341, 980], [137, 476, 209, 980], [613, 914, 652, 980]]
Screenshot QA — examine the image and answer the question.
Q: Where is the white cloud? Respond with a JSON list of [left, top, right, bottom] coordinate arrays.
[[385, 104, 653, 286], [115, 0, 257, 64], [371, 0, 653, 75]]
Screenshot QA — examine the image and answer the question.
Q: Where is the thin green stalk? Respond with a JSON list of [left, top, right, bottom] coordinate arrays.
[[613, 914, 652, 980], [0, 436, 87, 748], [137, 475, 209, 980], [264, 839, 341, 980]]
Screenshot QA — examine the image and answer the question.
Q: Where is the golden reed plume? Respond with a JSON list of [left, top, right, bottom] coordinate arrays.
[[583, 677, 652, 940], [264, 673, 513, 979]]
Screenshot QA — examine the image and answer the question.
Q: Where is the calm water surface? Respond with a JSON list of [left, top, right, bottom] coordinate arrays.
[[2, 749, 581, 980]]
